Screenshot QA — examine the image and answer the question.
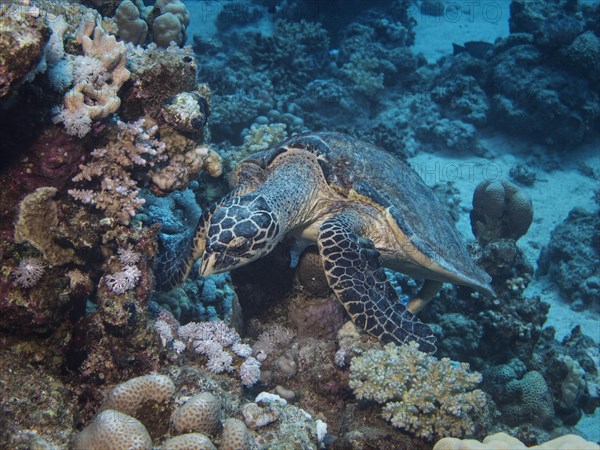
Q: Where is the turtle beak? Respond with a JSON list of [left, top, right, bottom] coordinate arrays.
[[199, 252, 218, 276]]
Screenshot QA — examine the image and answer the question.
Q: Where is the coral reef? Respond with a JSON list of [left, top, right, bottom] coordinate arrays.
[[532, 326, 599, 427], [487, 0, 600, 146], [15, 187, 80, 265], [249, 19, 330, 93], [0, 0, 598, 448], [161, 91, 210, 136], [73, 370, 325, 448], [349, 342, 495, 440], [121, 43, 198, 120], [491, 369, 555, 428]]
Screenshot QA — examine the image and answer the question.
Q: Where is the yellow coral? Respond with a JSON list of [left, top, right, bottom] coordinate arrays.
[[349, 342, 494, 440], [433, 432, 600, 450]]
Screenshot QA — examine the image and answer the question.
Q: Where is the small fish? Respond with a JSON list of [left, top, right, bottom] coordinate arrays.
[[453, 41, 494, 59]]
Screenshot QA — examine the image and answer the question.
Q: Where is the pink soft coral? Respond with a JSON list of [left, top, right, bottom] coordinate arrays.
[[12, 257, 45, 288]]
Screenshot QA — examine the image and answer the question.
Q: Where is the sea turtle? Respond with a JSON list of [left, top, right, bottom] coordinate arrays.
[[158, 132, 494, 353]]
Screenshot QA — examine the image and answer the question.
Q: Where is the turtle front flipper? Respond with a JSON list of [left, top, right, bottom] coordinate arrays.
[[155, 203, 214, 291], [317, 212, 437, 353]]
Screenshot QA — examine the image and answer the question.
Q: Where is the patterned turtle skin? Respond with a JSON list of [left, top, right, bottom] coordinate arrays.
[[157, 132, 494, 353]]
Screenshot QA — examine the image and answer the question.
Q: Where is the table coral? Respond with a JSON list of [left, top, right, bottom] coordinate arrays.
[[349, 342, 494, 440]]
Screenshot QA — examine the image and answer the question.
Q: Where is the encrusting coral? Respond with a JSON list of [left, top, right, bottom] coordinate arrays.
[[349, 342, 494, 440], [14, 186, 80, 265], [433, 431, 600, 450]]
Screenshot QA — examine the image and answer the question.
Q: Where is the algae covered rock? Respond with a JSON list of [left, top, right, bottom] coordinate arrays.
[[538, 208, 600, 311], [0, 3, 49, 100], [0, 350, 77, 449]]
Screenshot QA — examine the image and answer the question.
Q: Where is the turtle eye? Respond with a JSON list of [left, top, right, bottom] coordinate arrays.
[[229, 236, 246, 248], [228, 236, 250, 255]]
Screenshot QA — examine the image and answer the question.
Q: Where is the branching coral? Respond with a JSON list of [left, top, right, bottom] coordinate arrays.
[[68, 118, 167, 225], [349, 342, 494, 440], [52, 15, 130, 137], [340, 53, 385, 99]]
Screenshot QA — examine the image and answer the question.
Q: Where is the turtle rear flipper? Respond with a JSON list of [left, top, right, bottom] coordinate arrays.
[[317, 212, 437, 353]]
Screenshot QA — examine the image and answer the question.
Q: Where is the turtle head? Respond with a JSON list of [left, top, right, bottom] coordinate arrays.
[[199, 193, 281, 276]]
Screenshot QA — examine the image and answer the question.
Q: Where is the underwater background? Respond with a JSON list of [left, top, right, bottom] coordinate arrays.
[[0, 0, 599, 448]]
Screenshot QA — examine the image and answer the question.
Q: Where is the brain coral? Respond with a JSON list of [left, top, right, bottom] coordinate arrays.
[[470, 179, 533, 244], [349, 342, 494, 440], [160, 433, 216, 450], [220, 418, 253, 450], [502, 370, 555, 428], [101, 373, 175, 417], [171, 392, 222, 435], [433, 431, 599, 450], [73, 409, 152, 450]]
